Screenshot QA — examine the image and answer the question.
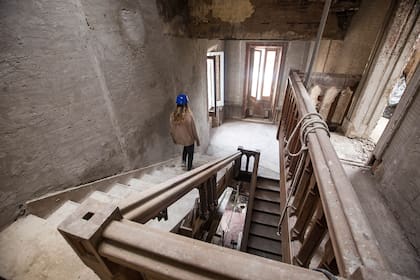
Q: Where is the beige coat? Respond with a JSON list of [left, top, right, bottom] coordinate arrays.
[[170, 111, 200, 146]]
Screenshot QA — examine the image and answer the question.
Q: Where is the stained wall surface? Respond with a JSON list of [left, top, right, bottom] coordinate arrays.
[[313, 0, 392, 75], [375, 86, 420, 255], [0, 0, 216, 228]]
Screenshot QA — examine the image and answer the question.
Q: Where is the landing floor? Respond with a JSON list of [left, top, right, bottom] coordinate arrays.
[[208, 120, 420, 278]]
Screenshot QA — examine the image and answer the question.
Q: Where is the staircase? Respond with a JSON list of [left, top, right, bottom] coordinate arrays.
[[0, 154, 214, 280], [245, 177, 282, 261]]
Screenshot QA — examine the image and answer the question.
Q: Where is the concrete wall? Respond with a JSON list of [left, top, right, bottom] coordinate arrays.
[[186, 0, 357, 40], [313, 0, 392, 75], [224, 40, 309, 119], [0, 0, 216, 228], [374, 84, 420, 255]]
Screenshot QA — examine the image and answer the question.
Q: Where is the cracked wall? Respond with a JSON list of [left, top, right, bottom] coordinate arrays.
[[0, 0, 217, 228]]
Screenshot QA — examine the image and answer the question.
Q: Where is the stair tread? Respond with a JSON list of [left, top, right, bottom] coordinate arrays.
[[256, 182, 280, 192], [140, 173, 163, 184], [46, 201, 80, 227], [249, 223, 281, 241], [107, 183, 139, 199], [254, 189, 280, 203], [89, 191, 120, 204], [253, 199, 281, 215], [247, 248, 282, 261], [126, 178, 156, 191], [251, 211, 279, 227], [247, 235, 282, 255]]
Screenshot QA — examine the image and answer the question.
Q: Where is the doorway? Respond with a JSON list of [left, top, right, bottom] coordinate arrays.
[[243, 43, 286, 121], [207, 51, 224, 127]]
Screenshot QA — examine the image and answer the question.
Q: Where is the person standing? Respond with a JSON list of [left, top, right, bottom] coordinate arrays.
[[170, 93, 200, 171]]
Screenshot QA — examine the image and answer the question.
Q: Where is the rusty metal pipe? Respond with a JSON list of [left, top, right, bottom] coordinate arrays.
[[99, 220, 327, 280]]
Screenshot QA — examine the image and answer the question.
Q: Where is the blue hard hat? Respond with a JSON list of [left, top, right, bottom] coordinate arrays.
[[176, 93, 189, 105]]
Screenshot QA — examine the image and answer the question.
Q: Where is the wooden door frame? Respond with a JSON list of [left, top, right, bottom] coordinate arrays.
[[242, 42, 288, 118]]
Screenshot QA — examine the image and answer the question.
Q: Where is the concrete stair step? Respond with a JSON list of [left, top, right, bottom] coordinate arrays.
[[46, 201, 80, 227], [146, 189, 199, 231], [107, 183, 139, 199], [126, 178, 156, 192], [88, 191, 120, 205], [139, 173, 163, 184], [0, 215, 98, 279], [149, 167, 181, 181]]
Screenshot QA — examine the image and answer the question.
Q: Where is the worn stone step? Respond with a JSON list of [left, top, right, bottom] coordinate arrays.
[[140, 173, 163, 184], [107, 183, 139, 199], [253, 199, 281, 215], [88, 191, 120, 205], [254, 189, 281, 203], [0, 215, 98, 279], [126, 178, 156, 192], [247, 248, 282, 262], [46, 201, 80, 227], [249, 223, 281, 241], [146, 189, 199, 231]]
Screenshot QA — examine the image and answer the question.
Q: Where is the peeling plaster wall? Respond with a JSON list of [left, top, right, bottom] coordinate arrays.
[[374, 86, 420, 255], [187, 0, 345, 40], [0, 0, 215, 228], [313, 0, 392, 75]]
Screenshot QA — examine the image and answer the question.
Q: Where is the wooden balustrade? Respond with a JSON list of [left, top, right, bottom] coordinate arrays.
[[58, 71, 412, 280], [277, 71, 388, 277]]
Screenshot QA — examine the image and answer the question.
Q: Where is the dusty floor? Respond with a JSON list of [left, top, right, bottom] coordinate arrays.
[[208, 120, 420, 278], [330, 132, 375, 165], [343, 163, 420, 278], [207, 120, 280, 179]]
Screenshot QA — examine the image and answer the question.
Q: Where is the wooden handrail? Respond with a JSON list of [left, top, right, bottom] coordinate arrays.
[[277, 71, 387, 277], [119, 152, 242, 216], [122, 152, 242, 222], [99, 219, 326, 280]]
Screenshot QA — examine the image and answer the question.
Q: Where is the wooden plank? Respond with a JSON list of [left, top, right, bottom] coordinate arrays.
[[255, 189, 281, 203], [247, 235, 282, 255], [256, 180, 280, 192], [251, 211, 279, 227], [253, 199, 281, 215], [249, 223, 281, 241], [247, 248, 282, 262]]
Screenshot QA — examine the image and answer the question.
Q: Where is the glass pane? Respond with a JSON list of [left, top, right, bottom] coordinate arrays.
[[207, 58, 215, 110], [250, 50, 261, 98], [257, 49, 266, 100], [262, 51, 276, 97]]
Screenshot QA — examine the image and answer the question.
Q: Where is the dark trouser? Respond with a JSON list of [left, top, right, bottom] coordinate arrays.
[[182, 144, 194, 171]]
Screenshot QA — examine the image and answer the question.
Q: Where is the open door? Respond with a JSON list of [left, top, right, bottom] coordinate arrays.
[[243, 43, 286, 120]]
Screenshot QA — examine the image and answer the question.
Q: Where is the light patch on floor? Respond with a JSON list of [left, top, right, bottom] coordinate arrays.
[[206, 121, 279, 179]]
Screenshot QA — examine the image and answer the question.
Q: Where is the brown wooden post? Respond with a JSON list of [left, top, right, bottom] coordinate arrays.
[[58, 198, 143, 280], [294, 204, 328, 267], [292, 176, 319, 242]]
